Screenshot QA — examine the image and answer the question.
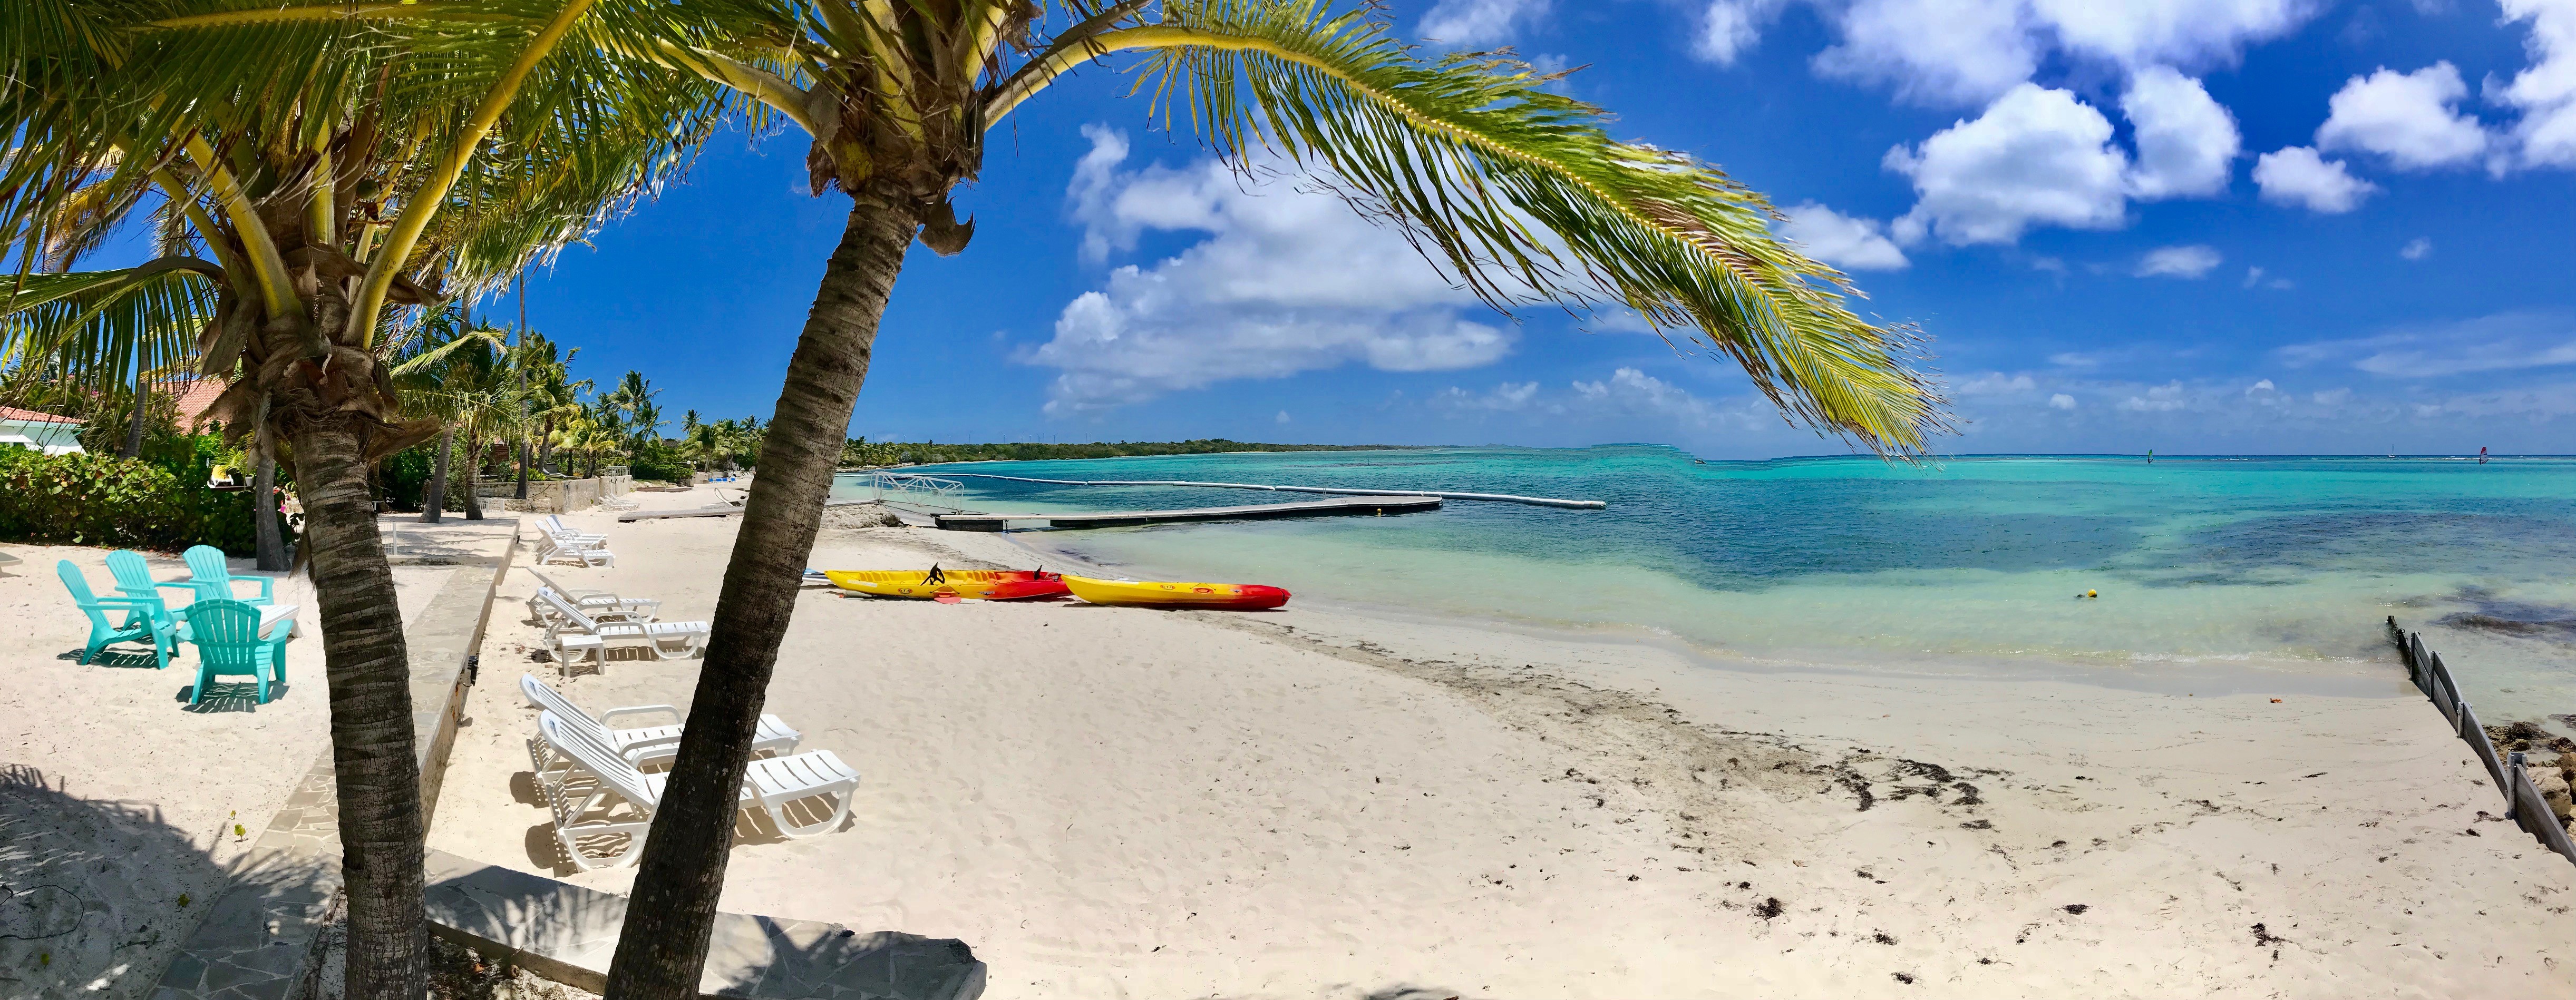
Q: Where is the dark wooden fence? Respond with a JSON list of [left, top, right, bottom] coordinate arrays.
[[2388, 617, 2576, 865]]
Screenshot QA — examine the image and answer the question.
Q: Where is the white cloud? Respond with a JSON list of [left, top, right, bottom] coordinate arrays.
[[2118, 380, 2190, 410], [2242, 266, 2292, 289], [1887, 85, 2131, 245], [1697, 0, 1790, 65], [2049, 393, 2077, 409], [2121, 66, 2241, 198], [1570, 368, 1716, 423], [2135, 244, 2222, 278], [2400, 237, 2433, 260], [1958, 372, 2039, 394], [2315, 63, 2493, 170], [1432, 381, 1542, 412], [1033, 128, 1511, 411], [2248, 378, 2276, 391], [1777, 202, 1910, 270], [2251, 146, 2379, 212], [2499, 0, 2576, 168], [1419, 0, 1549, 47], [1813, 0, 2038, 105], [2277, 311, 2576, 378], [1807, 0, 2321, 107], [1275, 410, 1292, 424]]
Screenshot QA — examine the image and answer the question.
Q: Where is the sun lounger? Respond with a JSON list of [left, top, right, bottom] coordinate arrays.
[[523, 568, 660, 621], [537, 590, 709, 666], [528, 586, 657, 627], [533, 524, 616, 567], [519, 673, 800, 776], [536, 711, 858, 870], [182, 545, 275, 606], [58, 561, 179, 668]]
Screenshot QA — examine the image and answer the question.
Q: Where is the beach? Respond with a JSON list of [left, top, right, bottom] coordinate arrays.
[[421, 486, 2576, 997]]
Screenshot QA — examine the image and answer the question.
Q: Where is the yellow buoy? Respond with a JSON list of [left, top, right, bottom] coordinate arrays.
[[2086, 590, 2098, 599]]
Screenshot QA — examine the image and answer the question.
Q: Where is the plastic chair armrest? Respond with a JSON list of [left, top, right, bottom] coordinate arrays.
[[617, 733, 686, 762], [599, 704, 684, 726]]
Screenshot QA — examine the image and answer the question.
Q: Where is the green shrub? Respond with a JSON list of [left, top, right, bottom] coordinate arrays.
[[626, 451, 693, 485], [0, 447, 294, 554]]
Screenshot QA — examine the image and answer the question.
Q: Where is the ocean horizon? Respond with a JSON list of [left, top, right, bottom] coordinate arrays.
[[835, 446, 2576, 722]]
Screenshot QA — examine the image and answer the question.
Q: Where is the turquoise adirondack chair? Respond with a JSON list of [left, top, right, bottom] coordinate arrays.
[[59, 561, 178, 668], [106, 550, 197, 633], [180, 599, 287, 705], [182, 545, 273, 607]]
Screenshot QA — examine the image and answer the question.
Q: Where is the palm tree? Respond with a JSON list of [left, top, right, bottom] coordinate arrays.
[[599, 2, 1950, 995], [3, 4, 731, 995]]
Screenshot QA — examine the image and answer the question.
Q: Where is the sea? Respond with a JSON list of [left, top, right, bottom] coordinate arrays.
[[833, 447, 2576, 722]]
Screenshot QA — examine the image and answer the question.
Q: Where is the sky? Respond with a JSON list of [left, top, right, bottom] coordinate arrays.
[[502, 0, 2576, 458]]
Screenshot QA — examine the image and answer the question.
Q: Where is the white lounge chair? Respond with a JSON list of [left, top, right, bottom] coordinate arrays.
[[533, 516, 615, 567], [519, 673, 800, 776], [523, 568, 661, 619], [537, 590, 709, 667], [537, 712, 859, 870], [527, 585, 657, 627]]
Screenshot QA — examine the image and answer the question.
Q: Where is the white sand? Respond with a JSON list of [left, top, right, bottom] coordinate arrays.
[[0, 523, 508, 1000], [430, 490, 2576, 998]]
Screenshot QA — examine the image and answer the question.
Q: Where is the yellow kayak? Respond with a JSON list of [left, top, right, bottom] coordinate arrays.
[[822, 568, 1068, 601], [1062, 574, 1290, 610]]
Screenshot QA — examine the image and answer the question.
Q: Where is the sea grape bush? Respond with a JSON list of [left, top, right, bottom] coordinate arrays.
[[0, 447, 287, 554]]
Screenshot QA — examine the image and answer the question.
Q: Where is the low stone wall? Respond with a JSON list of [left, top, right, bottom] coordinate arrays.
[[475, 474, 630, 514]]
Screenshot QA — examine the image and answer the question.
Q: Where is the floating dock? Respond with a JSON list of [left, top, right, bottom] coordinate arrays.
[[933, 494, 1443, 532]]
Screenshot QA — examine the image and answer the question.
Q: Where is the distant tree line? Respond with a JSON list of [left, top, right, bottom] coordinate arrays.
[[840, 437, 1411, 467]]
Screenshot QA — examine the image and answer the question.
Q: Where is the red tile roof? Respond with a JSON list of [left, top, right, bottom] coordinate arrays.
[[0, 406, 83, 426], [158, 379, 228, 430]]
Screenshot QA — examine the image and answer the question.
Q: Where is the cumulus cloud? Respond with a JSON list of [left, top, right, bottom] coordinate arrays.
[[1957, 372, 2039, 394], [2315, 63, 2493, 170], [2049, 393, 2077, 409], [2277, 311, 2576, 378], [2121, 66, 2241, 198], [1698, 0, 1790, 64], [2118, 380, 2190, 411], [2241, 266, 2290, 289], [1432, 381, 1542, 412], [1777, 202, 1910, 270], [2135, 244, 2223, 278], [1805, 0, 2320, 107], [2400, 237, 2433, 260], [1031, 127, 1510, 411], [1886, 84, 2131, 245], [1570, 368, 1717, 423], [1419, 0, 1550, 47], [2499, 0, 2576, 168], [2251, 146, 2379, 212]]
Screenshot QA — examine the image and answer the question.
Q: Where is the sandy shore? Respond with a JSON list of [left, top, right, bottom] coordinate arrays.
[[0, 523, 511, 1000], [429, 487, 2576, 998]]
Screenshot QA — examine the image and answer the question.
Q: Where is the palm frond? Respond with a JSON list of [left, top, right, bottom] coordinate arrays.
[[0, 258, 217, 398], [1078, 2, 1947, 454]]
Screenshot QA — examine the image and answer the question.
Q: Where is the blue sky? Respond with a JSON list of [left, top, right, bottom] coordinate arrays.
[[511, 0, 2576, 458]]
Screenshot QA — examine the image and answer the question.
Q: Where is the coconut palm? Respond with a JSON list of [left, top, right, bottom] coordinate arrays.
[[2, 3, 733, 995], [595, 1, 1950, 994]]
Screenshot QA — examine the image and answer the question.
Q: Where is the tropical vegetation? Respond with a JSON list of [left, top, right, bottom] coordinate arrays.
[[842, 437, 1407, 467], [6, 1, 1949, 997]]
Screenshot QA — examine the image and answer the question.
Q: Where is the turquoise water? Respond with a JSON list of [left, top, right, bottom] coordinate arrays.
[[834, 447, 2576, 717]]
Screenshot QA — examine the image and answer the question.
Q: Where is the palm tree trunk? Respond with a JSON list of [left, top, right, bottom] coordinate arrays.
[[285, 414, 426, 1000], [121, 371, 150, 458], [422, 427, 452, 524], [461, 432, 484, 521], [602, 195, 912, 999], [252, 451, 289, 571]]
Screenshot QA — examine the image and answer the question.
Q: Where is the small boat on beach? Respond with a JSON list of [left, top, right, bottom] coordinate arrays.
[[822, 567, 1068, 601], [1063, 574, 1290, 610]]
